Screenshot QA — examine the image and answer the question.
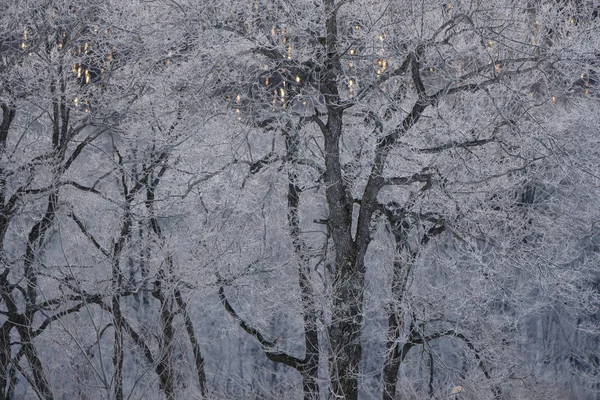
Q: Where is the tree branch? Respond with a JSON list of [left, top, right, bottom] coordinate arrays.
[[382, 172, 434, 186], [217, 285, 303, 370], [67, 211, 111, 258], [248, 152, 279, 174], [32, 302, 87, 337], [417, 137, 495, 154], [410, 328, 495, 382]]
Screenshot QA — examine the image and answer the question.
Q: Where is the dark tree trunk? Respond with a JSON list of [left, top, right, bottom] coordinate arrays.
[[19, 191, 59, 400], [382, 261, 409, 400], [0, 323, 11, 399], [112, 258, 124, 400], [383, 220, 413, 400], [157, 286, 175, 400], [17, 326, 54, 400], [175, 289, 208, 398], [319, 1, 367, 393], [111, 200, 133, 400], [322, 109, 364, 400], [0, 103, 15, 256], [284, 125, 320, 400], [147, 176, 208, 399]]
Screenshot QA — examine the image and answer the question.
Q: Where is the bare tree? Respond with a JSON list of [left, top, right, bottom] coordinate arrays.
[[199, 0, 600, 398], [0, 2, 210, 398], [1, 0, 599, 399]]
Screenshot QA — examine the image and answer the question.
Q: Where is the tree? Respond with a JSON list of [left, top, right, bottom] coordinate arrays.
[[0, 2, 210, 398], [198, 0, 600, 398], [0, 2, 120, 397], [1, 0, 599, 399]]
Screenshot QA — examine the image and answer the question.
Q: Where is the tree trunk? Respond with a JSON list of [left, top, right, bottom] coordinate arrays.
[[0, 323, 10, 399], [322, 111, 364, 400], [112, 260, 124, 400], [383, 237, 413, 400], [153, 270, 175, 400], [19, 192, 59, 400], [111, 205, 133, 400], [158, 300, 175, 400], [328, 249, 363, 400], [284, 125, 321, 400], [174, 290, 208, 398], [381, 251, 411, 400], [382, 285, 408, 400], [17, 326, 54, 400]]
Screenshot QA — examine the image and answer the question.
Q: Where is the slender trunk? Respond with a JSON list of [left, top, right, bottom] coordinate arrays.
[[383, 315, 401, 400], [0, 105, 14, 400], [328, 249, 363, 400], [112, 257, 124, 400], [0, 323, 11, 399], [17, 326, 54, 400], [152, 264, 175, 400], [284, 126, 321, 399], [146, 185, 175, 399], [158, 293, 175, 400], [383, 253, 412, 400], [0, 276, 17, 400], [382, 261, 407, 400], [174, 290, 207, 398], [382, 216, 415, 400], [111, 203, 133, 400], [147, 179, 208, 398], [428, 351, 435, 397], [19, 191, 59, 400], [0, 104, 15, 255]]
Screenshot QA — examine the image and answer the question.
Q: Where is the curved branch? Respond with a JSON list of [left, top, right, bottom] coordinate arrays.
[[32, 302, 87, 337], [217, 285, 303, 370]]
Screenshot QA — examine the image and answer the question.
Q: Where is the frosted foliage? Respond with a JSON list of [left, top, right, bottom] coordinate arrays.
[[0, 0, 599, 399]]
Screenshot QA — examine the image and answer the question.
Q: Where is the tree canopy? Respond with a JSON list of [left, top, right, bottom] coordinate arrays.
[[0, 0, 599, 399]]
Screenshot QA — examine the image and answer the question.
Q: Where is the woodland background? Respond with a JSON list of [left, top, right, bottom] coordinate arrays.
[[1, 0, 600, 399]]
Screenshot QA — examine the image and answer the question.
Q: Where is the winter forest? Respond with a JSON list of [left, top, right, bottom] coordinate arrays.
[[1, 0, 600, 399]]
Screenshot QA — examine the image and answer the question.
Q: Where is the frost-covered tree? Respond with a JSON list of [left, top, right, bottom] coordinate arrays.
[[1, 0, 600, 399], [195, 0, 600, 398], [0, 1, 211, 399], [0, 2, 123, 397]]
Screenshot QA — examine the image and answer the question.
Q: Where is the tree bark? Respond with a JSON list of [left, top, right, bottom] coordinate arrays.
[[382, 217, 413, 400], [382, 259, 411, 400], [0, 323, 11, 399], [112, 258, 124, 400], [17, 326, 54, 400], [147, 176, 208, 398], [319, 1, 366, 395], [19, 191, 59, 400], [322, 110, 363, 400], [154, 275, 175, 400], [284, 125, 320, 400], [174, 290, 208, 398], [0, 103, 15, 256], [111, 200, 133, 400]]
